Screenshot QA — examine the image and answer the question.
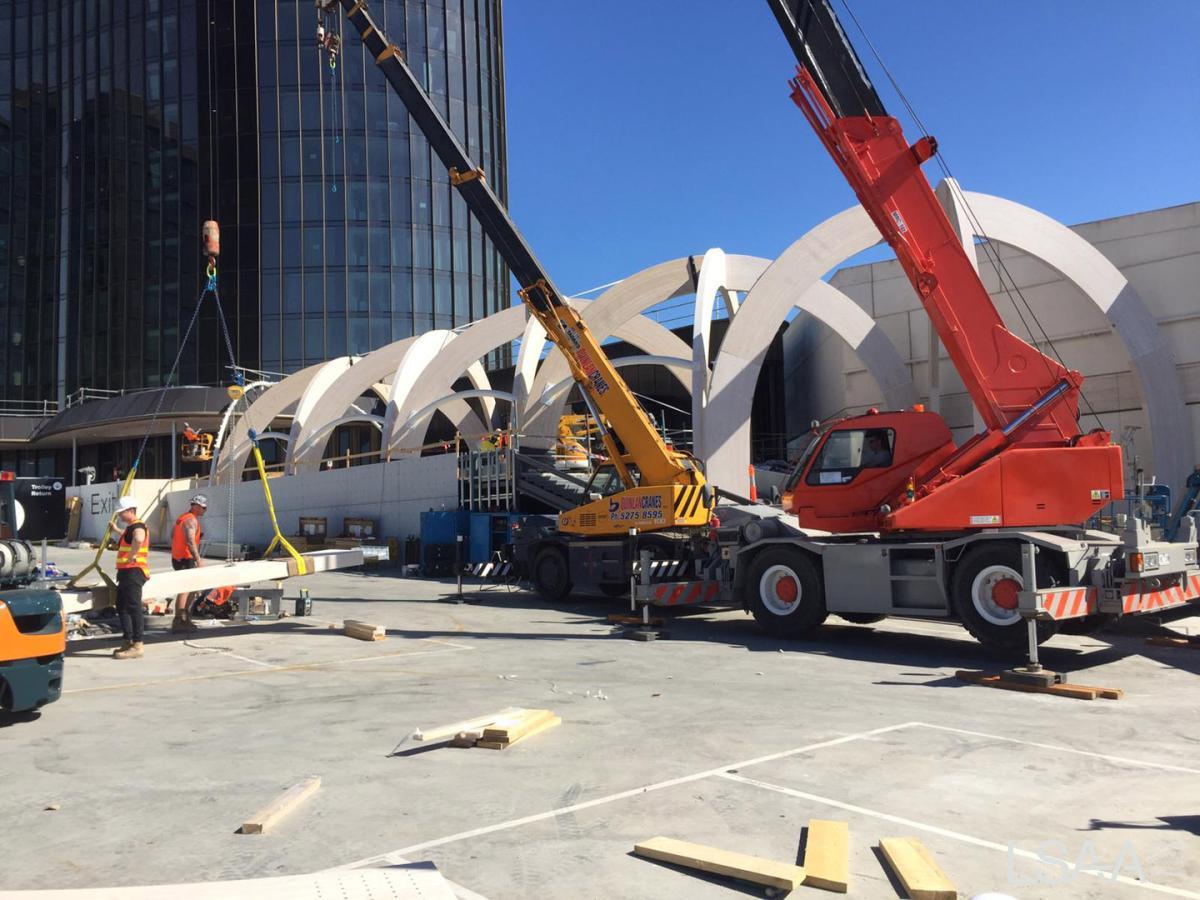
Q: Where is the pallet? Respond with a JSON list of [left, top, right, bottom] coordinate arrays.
[[633, 836, 805, 891], [803, 819, 849, 893], [241, 776, 321, 835], [1145, 635, 1200, 648], [955, 670, 1122, 701], [879, 837, 956, 900]]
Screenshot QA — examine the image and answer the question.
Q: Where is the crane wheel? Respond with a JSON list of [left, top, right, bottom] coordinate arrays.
[[746, 547, 827, 638], [531, 546, 572, 602], [952, 543, 1061, 650]]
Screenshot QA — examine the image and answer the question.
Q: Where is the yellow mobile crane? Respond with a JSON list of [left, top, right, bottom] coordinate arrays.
[[317, 1, 712, 599]]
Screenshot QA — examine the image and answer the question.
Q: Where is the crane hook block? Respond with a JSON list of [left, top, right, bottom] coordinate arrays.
[[202, 220, 221, 259], [227, 384, 245, 401]]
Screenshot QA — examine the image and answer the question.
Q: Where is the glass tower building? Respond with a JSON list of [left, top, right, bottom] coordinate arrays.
[[0, 0, 509, 404]]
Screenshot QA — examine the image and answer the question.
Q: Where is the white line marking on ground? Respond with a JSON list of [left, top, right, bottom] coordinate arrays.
[[721, 772, 1199, 899], [337, 721, 921, 868], [916, 722, 1200, 775]]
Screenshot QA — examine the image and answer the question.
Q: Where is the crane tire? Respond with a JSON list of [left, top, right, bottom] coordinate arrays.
[[747, 547, 827, 638], [952, 543, 1061, 650], [531, 545, 572, 602]]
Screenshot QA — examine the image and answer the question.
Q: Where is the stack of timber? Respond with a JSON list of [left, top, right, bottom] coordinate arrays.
[[412, 707, 560, 751], [343, 619, 386, 641]]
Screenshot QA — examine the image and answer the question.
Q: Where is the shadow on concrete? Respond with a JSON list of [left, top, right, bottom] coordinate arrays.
[[622, 852, 767, 897], [0, 709, 43, 728], [1086, 816, 1200, 836]]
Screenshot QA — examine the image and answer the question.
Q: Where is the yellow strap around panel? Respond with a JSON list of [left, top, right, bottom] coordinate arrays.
[[251, 443, 307, 576]]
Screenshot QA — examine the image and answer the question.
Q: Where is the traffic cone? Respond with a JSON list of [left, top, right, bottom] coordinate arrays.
[[748, 464, 758, 503]]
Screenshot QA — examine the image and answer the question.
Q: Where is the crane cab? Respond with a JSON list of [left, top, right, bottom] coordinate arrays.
[[782, 409, 954, 532]]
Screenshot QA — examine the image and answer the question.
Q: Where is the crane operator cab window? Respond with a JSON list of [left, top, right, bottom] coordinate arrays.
[[586, 463, 641, 501], [805, 428, 894, 486]]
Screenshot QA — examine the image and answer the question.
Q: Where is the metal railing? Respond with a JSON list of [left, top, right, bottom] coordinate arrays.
[[63, 387, 124, 410], [0, 398, 59, 417]]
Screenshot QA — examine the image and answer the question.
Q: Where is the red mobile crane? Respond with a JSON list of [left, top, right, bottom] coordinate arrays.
[[627, 0, 1200, 654], [768, 0, 1122, 534]]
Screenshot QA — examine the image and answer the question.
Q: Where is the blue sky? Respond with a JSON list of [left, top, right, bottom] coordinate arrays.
[[501, 1, 1199, 298]]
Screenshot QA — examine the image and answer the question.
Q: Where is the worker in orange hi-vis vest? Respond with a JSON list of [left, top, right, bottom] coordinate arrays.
[[111, 497, 150, 659], [169, 494, 208, 633]]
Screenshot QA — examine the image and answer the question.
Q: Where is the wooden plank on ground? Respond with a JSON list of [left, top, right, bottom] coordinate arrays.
[[241, 776, 321, 835], [476, 714, 561, 750], [803, 819, 849, 893], [633, 836, 805, 891], [955, 670, 1120, 701], [413, 707, 525, 743], [879, 837, 956, 900], [344, 620, 386, 641]]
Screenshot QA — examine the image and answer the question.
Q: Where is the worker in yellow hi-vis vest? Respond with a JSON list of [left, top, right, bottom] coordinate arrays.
[[111, 497, 150, 660]]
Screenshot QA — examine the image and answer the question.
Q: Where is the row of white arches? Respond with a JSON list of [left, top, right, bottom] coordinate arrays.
[[211, 178, 1191, 495]]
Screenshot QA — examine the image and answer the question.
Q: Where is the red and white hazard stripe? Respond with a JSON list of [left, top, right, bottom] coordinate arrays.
[[1037, 572, 1200, 620], [648, 580, 723, 606]]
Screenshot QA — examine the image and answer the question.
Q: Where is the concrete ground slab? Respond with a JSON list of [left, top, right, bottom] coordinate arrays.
[[1, 547, 1197, 899]]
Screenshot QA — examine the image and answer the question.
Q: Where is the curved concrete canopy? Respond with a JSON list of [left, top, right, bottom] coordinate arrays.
[[289, 414, 386, 467]]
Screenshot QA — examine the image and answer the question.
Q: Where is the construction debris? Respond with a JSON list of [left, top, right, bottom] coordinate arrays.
[[879, 837, 956, 900], [633, 836, 805, 892], [343, 620, 386, 641], [956, 669, 1122, 701], [802, 819, 849, 893], [240, 776, 321, 835]]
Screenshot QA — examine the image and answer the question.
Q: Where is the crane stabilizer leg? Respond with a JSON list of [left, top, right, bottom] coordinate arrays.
[[327, 0, 712, 539]]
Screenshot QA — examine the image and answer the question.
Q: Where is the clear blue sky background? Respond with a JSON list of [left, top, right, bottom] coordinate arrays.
[[502, 1, 1199, 297]]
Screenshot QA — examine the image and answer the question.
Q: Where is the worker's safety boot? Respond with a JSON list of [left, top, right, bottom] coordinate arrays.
[[171, 615, 195, 634], [113, 641, 144, 660], [111, 640, 132, 657]]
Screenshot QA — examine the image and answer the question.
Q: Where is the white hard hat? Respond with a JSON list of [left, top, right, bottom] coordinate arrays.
[[190, 493, 209, 508], [115, 496, 138, 514]]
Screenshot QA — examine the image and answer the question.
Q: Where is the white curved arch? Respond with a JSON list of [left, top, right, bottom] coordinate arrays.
[[384, 308, 528, 459], [212, 362, 330, 485], [705, 205, 918, 493], [289, 414, 386, 465], [283, 357, 355, 474], [390, 389, 516, 452], [394, 304, 694, 454], [537, 354, 693, 410]]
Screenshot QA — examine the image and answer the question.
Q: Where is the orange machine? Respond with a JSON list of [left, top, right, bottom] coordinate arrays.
[[0, 591, 65, 713]]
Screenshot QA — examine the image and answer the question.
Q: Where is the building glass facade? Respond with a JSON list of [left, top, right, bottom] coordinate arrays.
[[0, 0, 509, 404]]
